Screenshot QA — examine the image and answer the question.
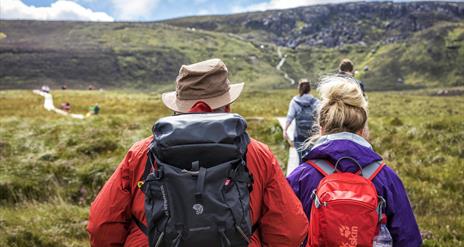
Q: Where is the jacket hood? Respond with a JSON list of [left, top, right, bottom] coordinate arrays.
[[293, 94, 316, 107], [303, 132, 382, 173]]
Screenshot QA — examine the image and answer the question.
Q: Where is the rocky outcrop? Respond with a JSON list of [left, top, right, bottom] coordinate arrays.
[[167, 2, 464, 48]]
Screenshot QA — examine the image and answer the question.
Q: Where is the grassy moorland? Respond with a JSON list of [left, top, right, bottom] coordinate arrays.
[[0, 89, 463, 246], [1, 18, 463, 91]]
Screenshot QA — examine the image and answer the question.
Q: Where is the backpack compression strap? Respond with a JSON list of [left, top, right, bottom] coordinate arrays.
[[306, 159, 385, 180], [136, 148, 156, 189], [132, 149, 156, 236]]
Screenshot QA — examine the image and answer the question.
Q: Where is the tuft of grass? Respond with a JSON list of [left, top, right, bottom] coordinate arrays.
[[0, 201, 88, 247]]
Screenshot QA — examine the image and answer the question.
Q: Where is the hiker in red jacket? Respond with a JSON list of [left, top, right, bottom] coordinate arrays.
[[87, 58, 308, 246]]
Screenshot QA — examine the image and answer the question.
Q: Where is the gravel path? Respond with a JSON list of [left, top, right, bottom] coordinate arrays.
[[276, 47, 296, 85]]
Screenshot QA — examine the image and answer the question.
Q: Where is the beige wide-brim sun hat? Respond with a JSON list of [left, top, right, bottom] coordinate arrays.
[[162, 58, 244, 113]]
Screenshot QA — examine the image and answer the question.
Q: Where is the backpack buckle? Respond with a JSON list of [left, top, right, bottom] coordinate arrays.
[[153, 167, 163, 180], [376, 196, 386, 222], [223, 178, 234, 192], [312, 190, 323, 208]]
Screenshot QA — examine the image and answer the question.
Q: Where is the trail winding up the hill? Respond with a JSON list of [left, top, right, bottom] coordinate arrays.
[[276, 47, 296, 85]]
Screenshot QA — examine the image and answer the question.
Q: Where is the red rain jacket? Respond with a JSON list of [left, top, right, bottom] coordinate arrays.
[[87, 136, 308, 246]]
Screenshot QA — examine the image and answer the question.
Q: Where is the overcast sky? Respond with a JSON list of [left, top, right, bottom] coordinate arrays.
[[1, 0, 463, 22]]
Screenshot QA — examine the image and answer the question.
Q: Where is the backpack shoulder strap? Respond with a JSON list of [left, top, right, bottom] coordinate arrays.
[[293, 98, 302, 106], [132, 147, 154, 236], [132, 215, 148, 236], [306, 159, 336, 177], [307, 159, 384, 179], [137, 146, 156, 189], [362, 160, 385, 180]]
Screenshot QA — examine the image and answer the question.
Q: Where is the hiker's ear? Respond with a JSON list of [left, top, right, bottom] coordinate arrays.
[[357, 126, 369, 140], [224, 105, 230, 113]]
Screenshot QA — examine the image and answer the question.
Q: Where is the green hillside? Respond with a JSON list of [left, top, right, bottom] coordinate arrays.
[[280, 22, 464, 90], [0, 21, 282, 90], [0, 1, 463, 91], [166, 2, 464, 49]]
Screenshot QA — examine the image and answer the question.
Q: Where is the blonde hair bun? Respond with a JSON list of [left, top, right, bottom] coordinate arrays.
[[317, 76, 368, 135], [302, 75, 369, 150], [319, 76, 367, 109]]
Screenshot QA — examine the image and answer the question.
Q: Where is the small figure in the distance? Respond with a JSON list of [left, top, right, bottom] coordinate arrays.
[[284, 79, 320, 163], [41, 85, 50, 94], [86, 104, 100, 117], [61, 102, 71, 112], [337, 58, 366, 96]]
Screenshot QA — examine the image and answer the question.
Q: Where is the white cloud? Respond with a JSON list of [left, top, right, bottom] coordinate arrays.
[[111, 0, 159, 20], [233, 0, 353, 13], [0, 0, 114, 21]]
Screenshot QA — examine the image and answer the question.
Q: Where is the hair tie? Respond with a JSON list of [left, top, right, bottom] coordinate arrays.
[[328, 97, 342, 105]]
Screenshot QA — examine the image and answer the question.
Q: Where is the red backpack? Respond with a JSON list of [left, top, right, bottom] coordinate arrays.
[[306, 157, 385, 247]]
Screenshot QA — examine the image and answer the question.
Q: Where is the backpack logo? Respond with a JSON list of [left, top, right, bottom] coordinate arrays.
[[339, 225, 358, 247], [192, 204, 204, 215]]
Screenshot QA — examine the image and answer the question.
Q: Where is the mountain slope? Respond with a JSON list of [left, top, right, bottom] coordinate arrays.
[[279, 22, 464, 90], [166, 1, 464, 48], [0, 21, 282, 90], [0, 2, 463, 90]]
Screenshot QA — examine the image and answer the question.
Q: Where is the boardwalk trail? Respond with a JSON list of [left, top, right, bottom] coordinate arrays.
[[277, 117, 299, 175], [33, 90, 85, 119]]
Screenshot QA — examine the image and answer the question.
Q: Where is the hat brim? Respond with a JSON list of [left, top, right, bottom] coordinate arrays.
[[161, 83, 244, 113]]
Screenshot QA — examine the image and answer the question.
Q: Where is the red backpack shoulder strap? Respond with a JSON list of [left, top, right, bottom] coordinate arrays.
[[362, 160, 385, 180], [306, 159, 336, 177]]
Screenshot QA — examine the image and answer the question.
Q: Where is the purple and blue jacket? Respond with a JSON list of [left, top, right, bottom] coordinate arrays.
[[287, 132, 422, 247]]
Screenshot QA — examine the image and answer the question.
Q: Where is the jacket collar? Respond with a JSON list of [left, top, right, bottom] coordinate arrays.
[[304, 132, 382, 172], [312, 132, 372, 150]]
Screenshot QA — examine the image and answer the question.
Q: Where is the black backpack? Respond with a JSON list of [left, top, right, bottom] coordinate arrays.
[[294, 98, 318, 141], [135, 113, 254, 247]]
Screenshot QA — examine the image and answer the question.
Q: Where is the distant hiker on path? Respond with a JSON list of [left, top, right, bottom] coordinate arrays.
[[287, 76, 422, 246], [33, 89, 85, 119], [87, 58, 308, 247], [284, 79, 320, 163], [60, 102, 71, 112], [41, 85, 50, 94], [86, 104, 100, 117], [337, 58, 366, 96]]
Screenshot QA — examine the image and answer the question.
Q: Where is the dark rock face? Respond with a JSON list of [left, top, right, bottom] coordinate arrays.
[[168, 2, 464, 48]]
